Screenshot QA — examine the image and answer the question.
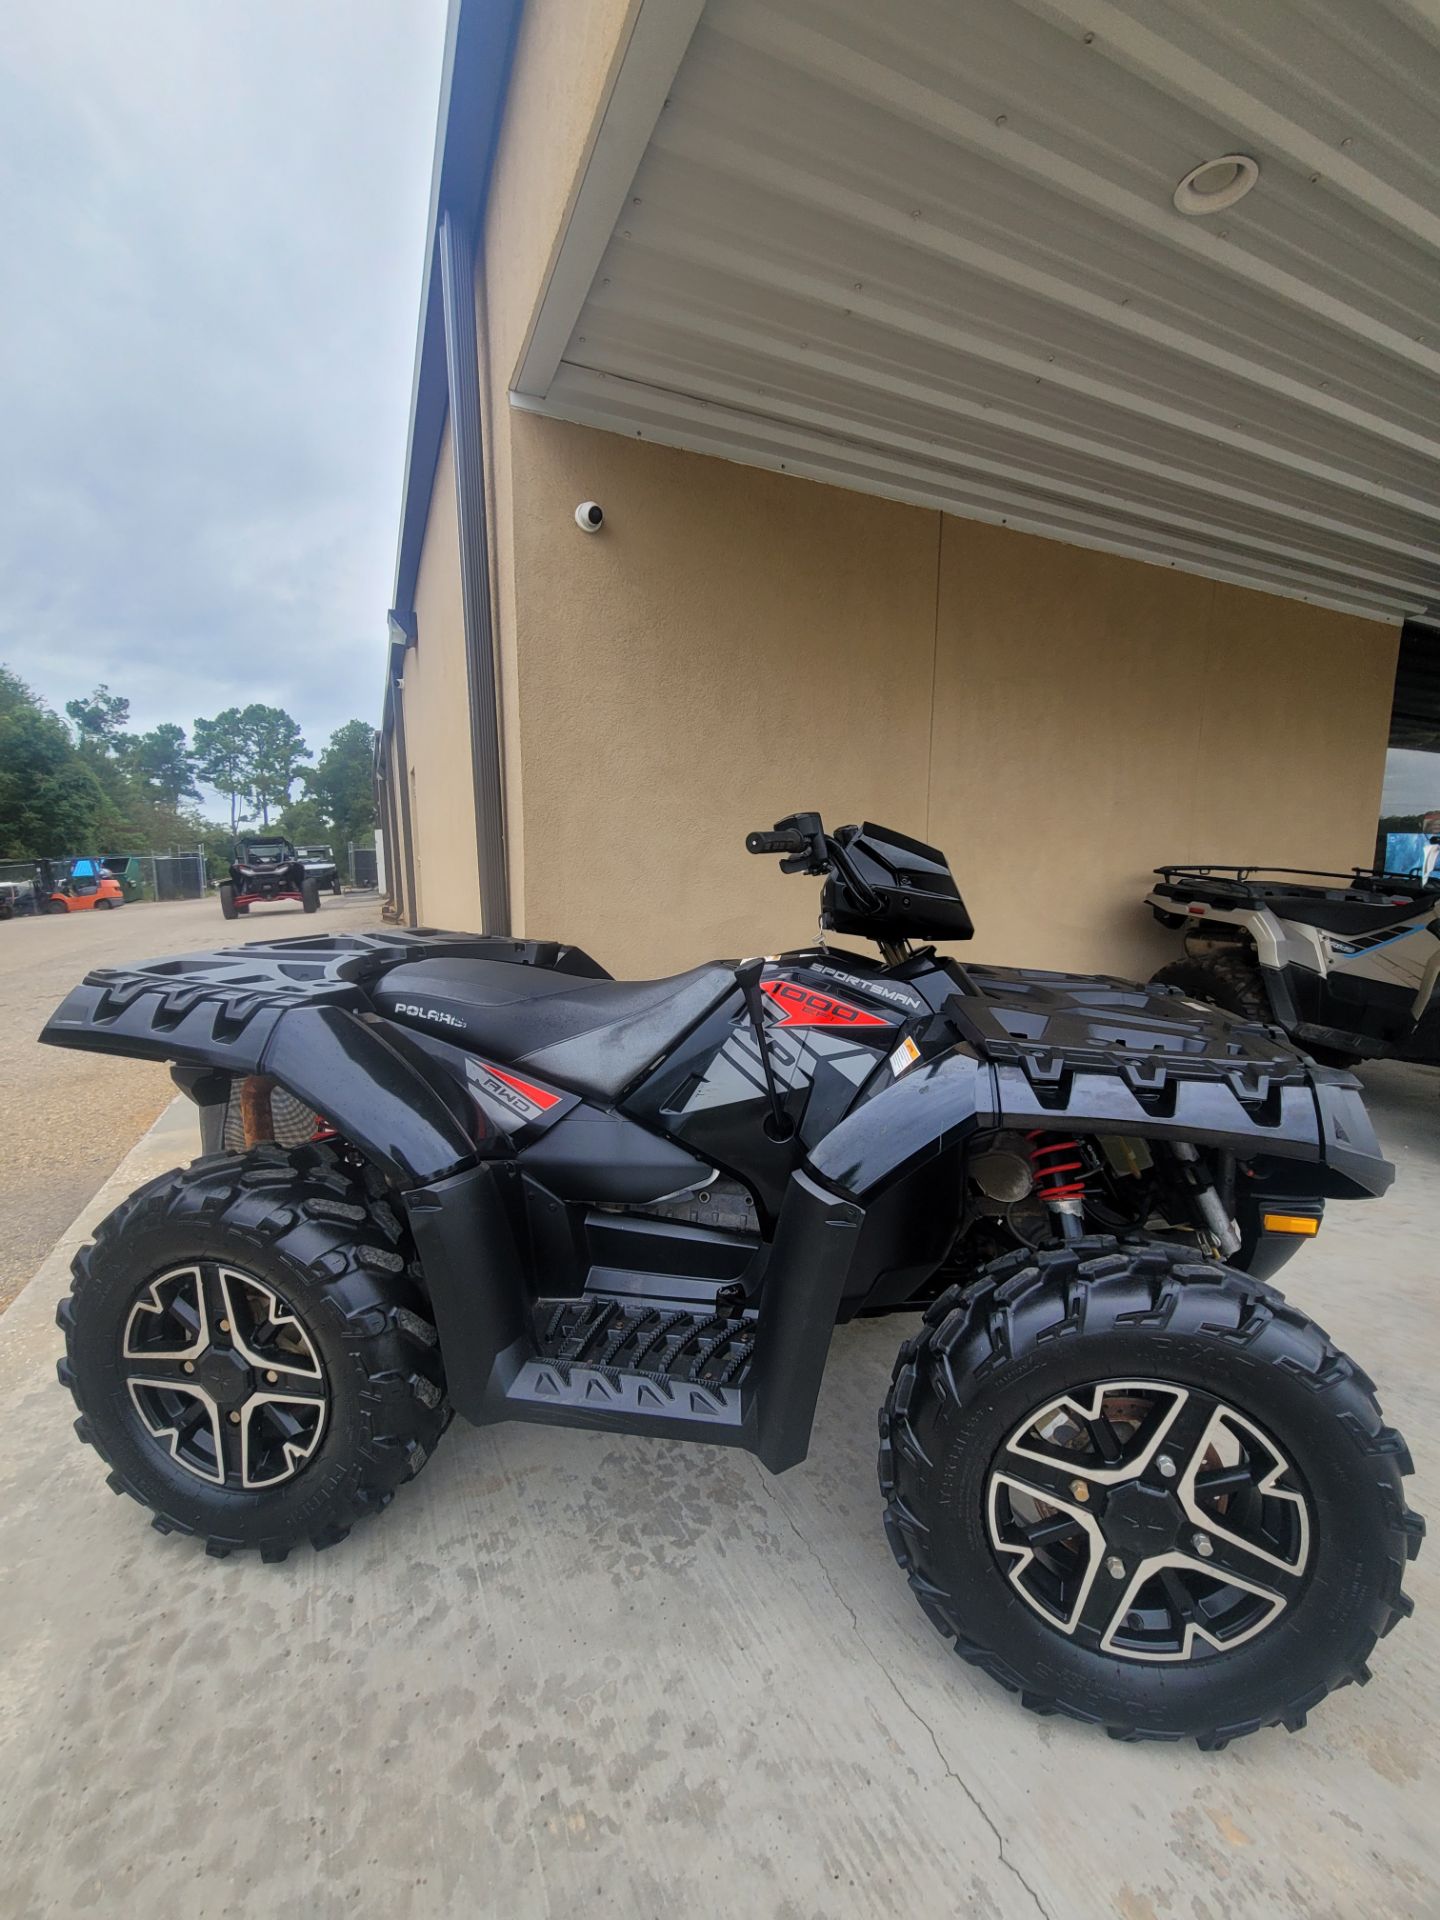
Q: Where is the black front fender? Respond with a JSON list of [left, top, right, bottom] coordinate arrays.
[[807, 1045, 1391, 1203]]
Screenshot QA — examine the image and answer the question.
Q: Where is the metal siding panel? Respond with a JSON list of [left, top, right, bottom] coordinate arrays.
[[516, 0, 1440, 618]]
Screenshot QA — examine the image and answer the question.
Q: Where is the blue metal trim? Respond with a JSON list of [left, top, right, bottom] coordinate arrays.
[[388, 0, 525, 635]]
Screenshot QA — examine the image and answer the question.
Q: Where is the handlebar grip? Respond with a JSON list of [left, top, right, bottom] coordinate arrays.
[[747, 830, 807, 856]]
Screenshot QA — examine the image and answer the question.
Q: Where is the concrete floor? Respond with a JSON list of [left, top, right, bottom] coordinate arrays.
[[0, 1067, 1435, 1919], [0, 891, 384, 1308]]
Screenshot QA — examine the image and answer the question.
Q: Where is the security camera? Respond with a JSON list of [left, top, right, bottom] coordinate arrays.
[[575, 501, 604, 532]]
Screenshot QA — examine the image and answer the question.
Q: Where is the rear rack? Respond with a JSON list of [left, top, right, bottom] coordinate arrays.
[[1154, 864, 1438, 903]]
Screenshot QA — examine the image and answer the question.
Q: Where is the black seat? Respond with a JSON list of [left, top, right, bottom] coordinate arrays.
[[1264, 894, 1424, 937], [373, 957, 735, 1100]]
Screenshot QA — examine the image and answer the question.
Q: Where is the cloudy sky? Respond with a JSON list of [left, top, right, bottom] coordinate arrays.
[[0, 0, 448, 764]]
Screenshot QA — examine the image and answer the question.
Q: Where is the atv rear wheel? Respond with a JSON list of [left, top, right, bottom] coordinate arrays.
[[1152, 949, 1269, 1022], [219, 882, 239, 921], [301, 877, 321, 913], [879, 1237, 1421, 1746], [56, 1145, 449, 1559]]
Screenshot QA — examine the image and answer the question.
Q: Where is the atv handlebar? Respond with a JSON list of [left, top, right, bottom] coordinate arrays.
[[746, 830, 809, 857]]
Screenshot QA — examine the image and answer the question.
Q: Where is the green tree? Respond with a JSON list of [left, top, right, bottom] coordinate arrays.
[[192, 709, 252, 833], [304, 721, 376, 869], [65, 683, 131, 750], [134, 723, 200, 807], [276, 797, 333, 846], [0, 667, 107, 857], [239, 704, 310, 826]]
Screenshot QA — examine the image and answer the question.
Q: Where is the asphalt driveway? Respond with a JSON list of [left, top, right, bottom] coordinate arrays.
[[0, 891, 383, 1309], [0, 1060, 1434, 1917]]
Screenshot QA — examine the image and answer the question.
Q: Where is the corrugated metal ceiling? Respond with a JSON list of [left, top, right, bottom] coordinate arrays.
[[514, 0, 1440, 622]]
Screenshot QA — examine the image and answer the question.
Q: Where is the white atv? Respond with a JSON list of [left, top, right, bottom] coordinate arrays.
[[1146, 864, 1440, 1067]]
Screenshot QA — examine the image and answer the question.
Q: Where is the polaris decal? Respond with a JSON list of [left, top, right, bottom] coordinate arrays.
[[759, 980, 894, 1029], [465, 1057, 565, 1129], [394, 1002, 466, 1029]]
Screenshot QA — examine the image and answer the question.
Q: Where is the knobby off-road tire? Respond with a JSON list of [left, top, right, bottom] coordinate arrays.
[[219, 881, 239, 921], [301, 878, 321, 914], [1152, 950, 1269, 1022], [56, 1144, 450, 1560], [879, 1237, 1422, 1747]]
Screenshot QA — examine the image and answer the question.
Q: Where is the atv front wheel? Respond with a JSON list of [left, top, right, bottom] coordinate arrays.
[[879, 1238, 1422, 1746], [56, 1145, 449, 1559], [301, 878, 321, 913]]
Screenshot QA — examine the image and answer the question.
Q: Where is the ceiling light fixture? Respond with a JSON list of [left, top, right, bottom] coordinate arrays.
[[1172, 153, 1259, 216]]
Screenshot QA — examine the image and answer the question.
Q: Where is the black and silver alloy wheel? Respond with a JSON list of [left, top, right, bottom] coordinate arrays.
[[57, 1145, 451, 1559], [122, 1264, 328, 1491], [987, 1381, 1308, 1664], [880, 1237, 1423, 1746]]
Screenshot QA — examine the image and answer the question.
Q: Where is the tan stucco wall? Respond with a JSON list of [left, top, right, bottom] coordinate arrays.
[[399, 419, 484, 930], [486, 416, 1396, 979], [478, 0, 642, 927]]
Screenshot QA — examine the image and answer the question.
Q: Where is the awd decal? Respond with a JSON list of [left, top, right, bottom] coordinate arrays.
[[759, 979, 893, 1029], [466, 1058, 563, 1124]]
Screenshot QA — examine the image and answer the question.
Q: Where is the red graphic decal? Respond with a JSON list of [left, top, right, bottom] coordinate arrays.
[[758, 979, 892, 1029], [480, 1063, 563, 1110]]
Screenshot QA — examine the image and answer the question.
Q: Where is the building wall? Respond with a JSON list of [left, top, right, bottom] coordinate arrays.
[[403, 0, 1399, 976], [478, 0, 642, 927], [491, 414, 1397, 979], [399, 419, 484, 930]]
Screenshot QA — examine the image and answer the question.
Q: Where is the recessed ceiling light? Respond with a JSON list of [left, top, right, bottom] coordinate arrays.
[[1172, 153, 1259, 216]]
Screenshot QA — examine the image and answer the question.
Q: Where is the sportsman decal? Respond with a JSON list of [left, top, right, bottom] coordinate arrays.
[[758, 979, 893, 1029]]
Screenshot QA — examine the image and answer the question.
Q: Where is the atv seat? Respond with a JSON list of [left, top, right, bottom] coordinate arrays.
[[1262, 894, 1424, 937], [373, 957, 735, 1100]]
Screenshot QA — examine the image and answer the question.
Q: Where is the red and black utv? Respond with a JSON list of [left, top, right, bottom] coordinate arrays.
[[219, 836, 321, 920]]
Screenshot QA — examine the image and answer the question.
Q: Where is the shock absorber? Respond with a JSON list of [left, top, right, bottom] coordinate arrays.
[[1028, 1131, 1088, 1242]]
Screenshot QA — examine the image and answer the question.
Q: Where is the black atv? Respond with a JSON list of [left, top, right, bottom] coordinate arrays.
[[42, 814, 1421, 1747], [220, 835, 321, 921]]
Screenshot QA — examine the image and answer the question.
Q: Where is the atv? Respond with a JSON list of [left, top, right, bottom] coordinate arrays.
[[220, 834, 321, 921], [1146, 863, 1440, 1067], [43, 814, 1421, 1747]]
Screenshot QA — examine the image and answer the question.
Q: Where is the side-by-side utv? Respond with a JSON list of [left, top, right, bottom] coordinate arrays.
[[220, 835, 321, 920], [42, 814, 1420, 1747]]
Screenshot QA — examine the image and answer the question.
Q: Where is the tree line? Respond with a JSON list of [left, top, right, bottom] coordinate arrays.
[[0, 667, 376, 871]]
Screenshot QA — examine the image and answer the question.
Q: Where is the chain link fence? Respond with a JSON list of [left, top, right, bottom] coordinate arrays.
[[0, 851, 208, 911]]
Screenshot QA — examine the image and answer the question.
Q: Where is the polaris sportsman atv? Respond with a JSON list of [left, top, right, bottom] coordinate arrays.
[[1147, 863, 1440, 1066], [43, 814, 1421, 1746], [220, 835, 321, 921]]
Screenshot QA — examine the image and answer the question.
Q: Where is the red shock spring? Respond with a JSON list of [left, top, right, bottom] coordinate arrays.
[[1028, 1131, 1088, 1202]]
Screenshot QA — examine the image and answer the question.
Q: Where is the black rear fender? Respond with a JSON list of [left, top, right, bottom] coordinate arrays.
[[44, 981, 478, 1187]]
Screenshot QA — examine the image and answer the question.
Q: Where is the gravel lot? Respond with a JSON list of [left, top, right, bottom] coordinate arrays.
[[0, 891, 384, 1309]]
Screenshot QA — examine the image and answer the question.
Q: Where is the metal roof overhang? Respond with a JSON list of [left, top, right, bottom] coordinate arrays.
[[511, 0, 1440, 626]]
